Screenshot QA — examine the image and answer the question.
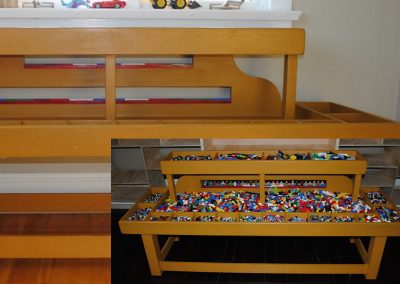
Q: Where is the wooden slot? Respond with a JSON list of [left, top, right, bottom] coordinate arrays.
[[297, 102, 359, 114], [171, 212, 194, 222], [239, 212, 265, 222], [176, 175, 353, 193], [331, 213, 358, 223], [358, 213, 383, 223], [193, 212, 217, 222], [216, 150, 264, 160], [216, 212, 240, 222], [362, 188, 392, 208], [263, 213, 286, 223], [285, 212, 308, 222], [147, 212, 172, 222], [330, 113, 391, 123], [168, 151, 217, 160], [295, 106, 334, 120], [308, 212, 332, 223], [142, 191, 168, 208]]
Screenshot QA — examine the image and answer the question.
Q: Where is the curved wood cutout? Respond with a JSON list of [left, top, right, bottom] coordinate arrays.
[[0, 55, 282, 119]]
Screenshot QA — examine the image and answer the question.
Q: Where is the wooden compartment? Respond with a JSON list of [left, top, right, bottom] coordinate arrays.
[[309, 212, 332, 223], [167, 151, 217, 160], [285, 212, 308, 223], [263, 213, 286, 223], [297, 102, 359, 114], [216, 150, 264, 160], [358, 213, 382, 223], [373, 204, 400, 223], [239, 212, 265, 222], [361, 188, 392, 207], [171, 212, 194, 222], [126, 202, 156, 221], [162, 150, 367, 175], [295, 105, 335, 120], [193, 212, 217, 222], [330, 113, 391, 123], [216, 212, 240, 222], [332, 213, 358, 223], [140, 188, 168, 205], [146, 212, 172, 222]]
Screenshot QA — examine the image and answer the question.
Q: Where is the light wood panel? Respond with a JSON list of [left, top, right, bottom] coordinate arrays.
[[159, 261, 367, 274], [1, 119, 400, 158], [0, 236, 110, 258], [0, 213, 110, 234], [283, 55, 298, 119], [0, 194, 110, 212], [0, 28, 305, 55], [175, 175, 353, 193], [105, 55, 116, 120], [0, 212, 110, 258], [0, 259, 110, 284]]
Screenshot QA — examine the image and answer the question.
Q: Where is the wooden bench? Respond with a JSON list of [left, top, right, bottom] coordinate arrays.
[[0, 28, 399, 158], [119, 153, 400, 279]]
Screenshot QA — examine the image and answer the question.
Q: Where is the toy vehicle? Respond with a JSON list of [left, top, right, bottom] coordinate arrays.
[[92, 0, 126, 8], [152, 0, 200, 9]]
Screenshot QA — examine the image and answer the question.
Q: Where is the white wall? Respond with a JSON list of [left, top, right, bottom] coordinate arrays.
[[293, 0, 400, 119]]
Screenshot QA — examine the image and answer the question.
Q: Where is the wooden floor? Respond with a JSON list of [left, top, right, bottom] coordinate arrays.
[[112, 210, 400, 284], [0, 259, 110, 284], [0, 213, 110, 235], [0, 213, 111, 283]]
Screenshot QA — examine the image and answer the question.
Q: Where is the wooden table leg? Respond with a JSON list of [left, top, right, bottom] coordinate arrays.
[[166, 174, 177, 202], [352, 174, 362, 201], [141, 234, 163, 276], [365, 236, 387, 280]]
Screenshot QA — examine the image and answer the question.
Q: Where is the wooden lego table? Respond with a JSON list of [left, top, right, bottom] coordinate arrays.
[[0, 27, 399, 262], [119, 150, 400, 280]]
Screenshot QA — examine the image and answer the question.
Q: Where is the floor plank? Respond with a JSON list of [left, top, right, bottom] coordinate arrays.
[[0, 259, 110, 284]]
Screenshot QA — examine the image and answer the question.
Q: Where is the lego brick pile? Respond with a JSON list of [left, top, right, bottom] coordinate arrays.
[[155, 189, 370, 213]]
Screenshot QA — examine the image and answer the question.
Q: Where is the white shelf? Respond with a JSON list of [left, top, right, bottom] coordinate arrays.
[[0, 7, 301, 27]]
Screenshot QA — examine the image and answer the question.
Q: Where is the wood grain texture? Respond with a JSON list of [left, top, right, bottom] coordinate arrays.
[[0, 259, 110, 284], [0, 213, 110, 258], [105, 55, 116, 120], [0, 28, 305, 55], [0, 194, 110, 212], [0, 236, 111, 258], [1, 119, 400, 158], [0, 56, 283, 119], [0, 213, 110, 234]]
